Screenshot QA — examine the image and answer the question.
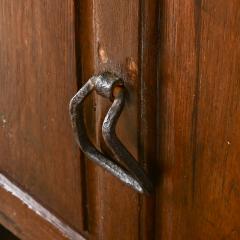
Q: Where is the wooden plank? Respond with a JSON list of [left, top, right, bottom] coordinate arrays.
[[189, 0, 240, 238], [156, 1, 199, 239], [87, 1, 140, 238], [76, 0, 160, 238], [0, 174, 85, 240], [138, 0, 159, 238], [0, 0, 84, 232], [75, 0, 97, 235], [156, 0, 240, 239]]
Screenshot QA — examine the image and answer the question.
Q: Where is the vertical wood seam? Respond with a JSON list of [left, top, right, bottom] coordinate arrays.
[[73, 0, 89, 232], [191, 0, 202, 202], [138, 0, 160, 239], [138, 0, 145, 238], [155, 0, 164, 239]]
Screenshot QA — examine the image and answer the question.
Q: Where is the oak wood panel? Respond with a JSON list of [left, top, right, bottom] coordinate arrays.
[[0, 0, 84, 233], [190, 0, 240, 238], [138, 0, 159, 238], [76, 0, 160, 239], [156, 0, 240, 239], [76, 0, 97, 236], [156, 1, 198, 239], [86, 1, 140, 239], [0, 174, 85, 240]]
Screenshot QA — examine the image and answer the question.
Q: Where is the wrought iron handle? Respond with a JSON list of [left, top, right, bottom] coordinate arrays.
[[69, 72, 153, 194]]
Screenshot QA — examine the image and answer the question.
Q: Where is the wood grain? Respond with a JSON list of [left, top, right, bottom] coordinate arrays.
[[86, 1, 140, 239], [1, 0, 239, 239], [138, 0, 159, 238], [0, 174, 85, 240], [76, 0, 159, 239], [156, 0, 240, 239], [0, 0, 84, 234]]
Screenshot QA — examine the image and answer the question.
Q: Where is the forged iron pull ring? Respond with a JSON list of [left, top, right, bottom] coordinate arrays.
[[69, 72, 153, 194]]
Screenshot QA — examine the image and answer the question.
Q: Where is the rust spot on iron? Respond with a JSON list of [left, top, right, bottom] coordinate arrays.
[[98, 44, 108, 64]]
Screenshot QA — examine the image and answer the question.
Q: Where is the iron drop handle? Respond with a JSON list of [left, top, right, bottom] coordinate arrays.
[[69, 72, 153, 194]]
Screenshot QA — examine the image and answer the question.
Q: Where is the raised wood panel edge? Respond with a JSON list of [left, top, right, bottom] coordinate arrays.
[[0, 174, 86, 240], [138, 0, 160, 238]]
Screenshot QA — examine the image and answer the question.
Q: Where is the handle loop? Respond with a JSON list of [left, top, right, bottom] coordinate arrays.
[[69, 72, 153, 194]]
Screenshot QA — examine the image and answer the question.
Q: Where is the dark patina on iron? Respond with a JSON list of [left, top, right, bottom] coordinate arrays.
[[69, 72, 153, 194]]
